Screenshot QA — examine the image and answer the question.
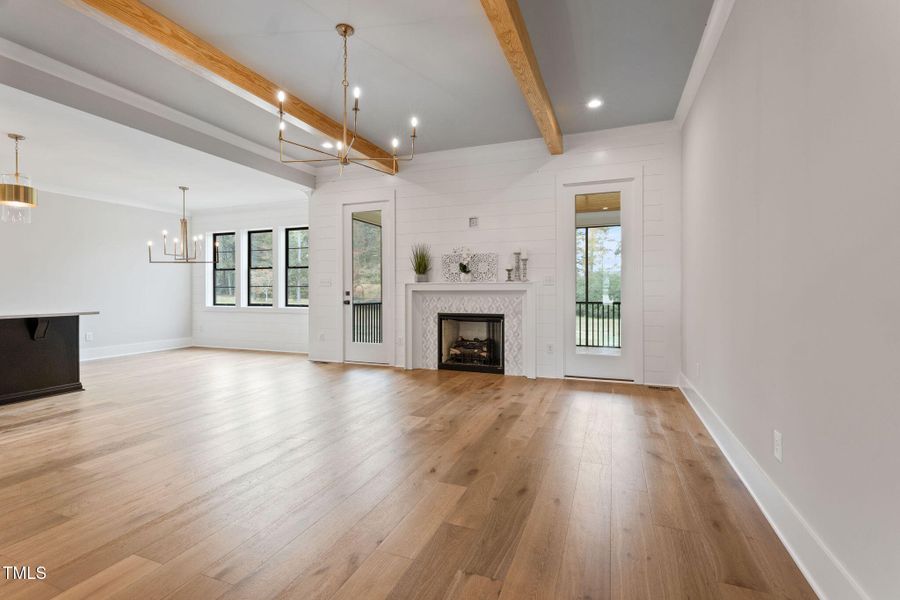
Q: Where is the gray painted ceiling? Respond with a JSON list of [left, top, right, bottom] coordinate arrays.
[[0, 0, 712, 160], [519, 0, 714, 132]]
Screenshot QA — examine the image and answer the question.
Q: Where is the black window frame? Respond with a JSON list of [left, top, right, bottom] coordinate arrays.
[[247, 229, 274, 307], [212, 231, 236, 306], [285, 226, 309, 307]]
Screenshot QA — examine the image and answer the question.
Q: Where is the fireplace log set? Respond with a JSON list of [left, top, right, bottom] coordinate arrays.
[[447, 336, 493, 364], [437, 313, 504, 374]]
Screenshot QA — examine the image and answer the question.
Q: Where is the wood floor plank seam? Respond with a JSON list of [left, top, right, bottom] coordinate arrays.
[[0, 349, 817, 600]]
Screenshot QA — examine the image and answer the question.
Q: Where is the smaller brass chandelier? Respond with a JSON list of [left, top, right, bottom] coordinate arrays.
[[274, 23, 418, 175], [147, 186, 215, 264], [1, 133, 37, 224]]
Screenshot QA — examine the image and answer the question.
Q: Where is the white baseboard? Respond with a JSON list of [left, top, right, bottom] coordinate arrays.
[[678, 373, 870, 600], [192, 344, 308, 355], [80, 337, 193, 361]]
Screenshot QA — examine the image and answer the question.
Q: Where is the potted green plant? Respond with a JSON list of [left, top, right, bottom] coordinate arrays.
[[410, 243, 431, 282], [459, 259, 473, 283]]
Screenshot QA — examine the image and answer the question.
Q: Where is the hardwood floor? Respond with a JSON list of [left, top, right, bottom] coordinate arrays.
[[0, 348, 817, 599]]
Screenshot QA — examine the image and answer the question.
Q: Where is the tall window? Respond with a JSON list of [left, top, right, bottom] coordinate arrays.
[[247, 229, 274, 306], [285, 227, 309, 307], [212, 232, 235, 306]]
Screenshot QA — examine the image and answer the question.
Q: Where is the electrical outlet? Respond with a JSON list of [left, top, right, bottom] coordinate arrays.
[[773, 429, 783, 463], [546, 343, 554, 355], [84, 332, 94, 342], [542, 275, 554, 286], [468, 217, 479, 228]]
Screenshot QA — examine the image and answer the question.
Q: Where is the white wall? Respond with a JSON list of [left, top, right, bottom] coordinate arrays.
[[190, 199, 310, 353], [0, 190, 191, 358], [309, 122, 682, 383], [681, 1, 900, 598]]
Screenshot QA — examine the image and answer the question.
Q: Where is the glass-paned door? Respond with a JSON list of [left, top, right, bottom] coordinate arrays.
[[564, 182, 640, 381], [343, 202, 394, 364]]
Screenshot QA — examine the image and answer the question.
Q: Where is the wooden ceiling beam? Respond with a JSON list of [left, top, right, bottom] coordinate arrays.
[[67, 0, 397, 174], [480, 0, 563, 155]]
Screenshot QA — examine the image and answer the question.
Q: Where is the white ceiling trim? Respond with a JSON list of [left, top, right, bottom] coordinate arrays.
[[674, 0, 737, 127]]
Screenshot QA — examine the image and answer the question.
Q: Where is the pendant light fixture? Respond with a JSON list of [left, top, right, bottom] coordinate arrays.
[[147, 186, 215, 264], [274, 23, 419, 175], [1, 134, 37, 224]]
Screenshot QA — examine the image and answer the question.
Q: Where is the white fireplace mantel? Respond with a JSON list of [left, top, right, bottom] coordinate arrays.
[[404, 282, 537, 378]]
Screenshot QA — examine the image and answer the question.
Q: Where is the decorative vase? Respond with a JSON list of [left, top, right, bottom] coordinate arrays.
[[460, 272, 473, 283], [415, 272, 429, 283]]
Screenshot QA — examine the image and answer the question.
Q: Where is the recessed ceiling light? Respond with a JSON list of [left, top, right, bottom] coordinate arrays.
[[322, 141, 334, 149], [587, 98, 604, 109]]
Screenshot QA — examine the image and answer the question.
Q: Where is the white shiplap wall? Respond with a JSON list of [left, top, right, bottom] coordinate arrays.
[[190, 199, 310, 353], [309, 122, 682, 383]]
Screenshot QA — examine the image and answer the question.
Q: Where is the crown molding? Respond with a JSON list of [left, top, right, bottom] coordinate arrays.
[[674, 0, 737, 127]]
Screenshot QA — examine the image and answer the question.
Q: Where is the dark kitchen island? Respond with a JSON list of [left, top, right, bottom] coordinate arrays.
[[0, 311, 98, 405]]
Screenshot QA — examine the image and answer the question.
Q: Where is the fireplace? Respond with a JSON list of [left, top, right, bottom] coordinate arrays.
[[437, 313, 504, 374]]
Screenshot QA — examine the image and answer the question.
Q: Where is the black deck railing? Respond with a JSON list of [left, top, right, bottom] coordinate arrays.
[[576, 301, 621, 348], [353, 301, 382, 343]]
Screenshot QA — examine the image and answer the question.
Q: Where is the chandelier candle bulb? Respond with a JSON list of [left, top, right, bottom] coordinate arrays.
[[270, 23, 417, 175]]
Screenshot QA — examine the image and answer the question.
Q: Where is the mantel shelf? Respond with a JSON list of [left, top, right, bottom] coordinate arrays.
[[405, 281, 535, 292]]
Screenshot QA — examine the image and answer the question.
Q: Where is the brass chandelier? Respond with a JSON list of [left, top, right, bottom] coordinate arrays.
[[146, 186, 216, 264], [274, 23, 418, 175], [1, 133, 37, 224]]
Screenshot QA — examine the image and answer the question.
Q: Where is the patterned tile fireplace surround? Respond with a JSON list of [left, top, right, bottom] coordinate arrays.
[[404, 282, 537, 378]]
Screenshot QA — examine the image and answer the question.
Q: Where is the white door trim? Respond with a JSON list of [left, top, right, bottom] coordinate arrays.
[[336, 191, 396, 365], [555, 164, 644, 382]]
